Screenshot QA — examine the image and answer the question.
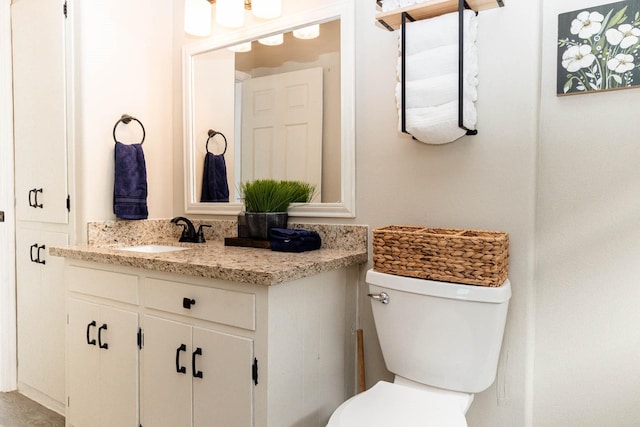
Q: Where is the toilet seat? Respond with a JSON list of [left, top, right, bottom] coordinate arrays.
[[327, 381, 467, 427]]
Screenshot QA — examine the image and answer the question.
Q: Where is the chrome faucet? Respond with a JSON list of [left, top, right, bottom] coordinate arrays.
[[170, 217, 210, 243]]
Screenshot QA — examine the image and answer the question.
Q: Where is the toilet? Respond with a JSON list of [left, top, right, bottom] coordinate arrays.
[[327, 269, 511, 426]]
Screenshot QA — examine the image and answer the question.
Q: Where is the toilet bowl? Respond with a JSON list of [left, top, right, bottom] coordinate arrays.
[[327, 270, 511, 427]]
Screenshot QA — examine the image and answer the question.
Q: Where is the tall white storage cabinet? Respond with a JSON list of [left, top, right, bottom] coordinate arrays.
[[11, 0, 71, 413]]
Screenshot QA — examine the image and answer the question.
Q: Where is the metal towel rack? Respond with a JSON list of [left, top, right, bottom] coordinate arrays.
[[398, 0, 478, 138], [113, 114, 146, 145], [206, 129, 227, 156]]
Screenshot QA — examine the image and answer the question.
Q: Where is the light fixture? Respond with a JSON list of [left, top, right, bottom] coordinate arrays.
[[293, 24, 320, 40], [215, 0, 246, 28], [184, 0, 282, 35], [184, 0, 212, 37], [251, 0, 282, 19], [228, 41, 252, 53], [258, 33, 283, 46]]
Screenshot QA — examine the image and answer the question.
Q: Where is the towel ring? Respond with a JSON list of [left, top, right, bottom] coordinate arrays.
[[206, 129, 227, 156], [113, 114, 146, 145]]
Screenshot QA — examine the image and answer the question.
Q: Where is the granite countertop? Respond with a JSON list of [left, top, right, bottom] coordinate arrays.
[[50, 220, 369, 286]]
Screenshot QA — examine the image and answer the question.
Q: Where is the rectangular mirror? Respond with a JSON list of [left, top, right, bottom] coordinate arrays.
[[183, 2, 355, 217]]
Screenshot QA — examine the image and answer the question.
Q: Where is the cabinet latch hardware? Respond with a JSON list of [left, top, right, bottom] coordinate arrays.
[[137, 328, 143, 349], [252, 358, 259, 385], [66, 195, 70, 212], [63, 1, 67, 18]]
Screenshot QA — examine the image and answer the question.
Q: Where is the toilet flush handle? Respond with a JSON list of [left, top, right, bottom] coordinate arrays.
[[368, 292, 390, 304]]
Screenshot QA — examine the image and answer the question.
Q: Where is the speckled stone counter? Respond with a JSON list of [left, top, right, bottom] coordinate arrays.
[[50, 219, 368, 286]]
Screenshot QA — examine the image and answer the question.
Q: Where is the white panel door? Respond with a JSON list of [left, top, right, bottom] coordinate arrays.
[[99, 305, 139, 427], [241, 67, 323, 199], [67, 299, 101, 427], [16, 228, 67, 403], [142, 315, 192, 427], [11, 0, 68, 224], [192, 327, 254, 427]]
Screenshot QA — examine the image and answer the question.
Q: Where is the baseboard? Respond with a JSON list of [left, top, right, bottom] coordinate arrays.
[[17, 382, 65, 417]]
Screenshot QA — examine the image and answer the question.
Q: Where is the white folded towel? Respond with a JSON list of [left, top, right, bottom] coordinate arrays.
[[381, 0, 401, 12], [396, 73, 478, 109], [401, 10, 478, 55], [402, 99, 477, 145], [399, 43, 479, 82]]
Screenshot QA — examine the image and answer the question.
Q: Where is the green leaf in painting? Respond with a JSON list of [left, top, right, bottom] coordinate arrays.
[[607, 6, 628, 29], [564, 79, 573, 93]]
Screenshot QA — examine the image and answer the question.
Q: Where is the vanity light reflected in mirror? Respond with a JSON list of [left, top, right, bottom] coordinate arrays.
[[183, 3, 355, 218]]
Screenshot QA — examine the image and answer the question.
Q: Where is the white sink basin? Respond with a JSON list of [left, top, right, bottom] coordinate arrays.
[[117, 244, 190, 254]]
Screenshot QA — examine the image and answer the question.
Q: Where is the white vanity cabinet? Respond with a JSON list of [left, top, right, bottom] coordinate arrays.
[[142, 277, 256, 427], [65, 266, 140, 427], [64, 260, 353, 427]]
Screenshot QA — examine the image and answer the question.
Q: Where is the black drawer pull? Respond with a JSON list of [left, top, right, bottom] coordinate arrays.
[[176, 344, 187, 374], [29, 244, 38, 262], [192, 347, 203, 378], [28, 188, 43, 208], [36, 245, 46, 265], [98, 324, 108, 349], [183, 297, 196, 309], [86, 321, 97, 345]]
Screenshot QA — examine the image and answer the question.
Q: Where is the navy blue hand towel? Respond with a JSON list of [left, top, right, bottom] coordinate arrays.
[[114, 141, 148, 220], [200, 152, 230, 202], [269, 228, 322, 252]]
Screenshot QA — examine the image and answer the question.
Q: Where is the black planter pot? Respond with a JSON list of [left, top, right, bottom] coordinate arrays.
[[245, 212, 288, 240]]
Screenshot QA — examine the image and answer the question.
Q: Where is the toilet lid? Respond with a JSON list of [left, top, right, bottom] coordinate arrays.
[[328, 381, 467, 427]]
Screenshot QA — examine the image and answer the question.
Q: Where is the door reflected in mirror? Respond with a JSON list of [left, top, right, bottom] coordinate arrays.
[[183, 3, 355, 217]]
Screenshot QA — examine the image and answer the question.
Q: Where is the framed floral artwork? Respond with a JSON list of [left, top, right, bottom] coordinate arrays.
[[557, 0, 640, 95]]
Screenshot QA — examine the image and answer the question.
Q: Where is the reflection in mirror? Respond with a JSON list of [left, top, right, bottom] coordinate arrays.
[[184, 3, 355, 217]]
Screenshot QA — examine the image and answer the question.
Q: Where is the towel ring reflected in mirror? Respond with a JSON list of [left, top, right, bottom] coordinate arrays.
[[113, 114, 146, 145], [206, 129, 227, 156]]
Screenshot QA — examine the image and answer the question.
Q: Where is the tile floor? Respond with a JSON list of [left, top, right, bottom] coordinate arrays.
[[0, 391, 64, 427]]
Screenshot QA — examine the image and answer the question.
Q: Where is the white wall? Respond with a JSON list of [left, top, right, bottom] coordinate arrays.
[[534, 1, 640, 425], [72, 0, 174, 240], [354, 2, 539, 426]]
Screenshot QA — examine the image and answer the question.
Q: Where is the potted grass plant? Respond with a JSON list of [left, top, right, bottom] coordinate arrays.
[[239, 179, 316, 240]]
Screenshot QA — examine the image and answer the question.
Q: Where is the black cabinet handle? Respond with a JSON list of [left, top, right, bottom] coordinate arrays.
[[176, 344, 187, 374], [86, 321, 97, 345], [36, 245, 46, 265], [98, 324, 108, 349], [182, 297, 196, 309], [29, 244, 46, 264], [28, 188, 43, 208], [192, 347, 203, 378]]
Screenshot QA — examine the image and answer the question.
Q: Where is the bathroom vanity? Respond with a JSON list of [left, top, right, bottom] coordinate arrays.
[[51, 220, 367, 427]]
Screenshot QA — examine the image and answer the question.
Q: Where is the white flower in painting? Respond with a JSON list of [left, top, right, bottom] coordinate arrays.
[[570, 11, 605, 39], [607, 53, 635, 73], [605, 24, 640, 49], [562, 44, 596, 72]]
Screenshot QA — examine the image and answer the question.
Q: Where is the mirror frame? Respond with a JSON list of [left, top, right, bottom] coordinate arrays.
[[182, 2, 355, 218]]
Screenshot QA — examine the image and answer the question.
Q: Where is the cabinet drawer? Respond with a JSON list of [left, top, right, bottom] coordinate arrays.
[[144, 278, 256, 331], [67, 266, 139, 305]]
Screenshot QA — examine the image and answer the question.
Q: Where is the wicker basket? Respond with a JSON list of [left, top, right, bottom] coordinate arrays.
[[373, 226, 509, 287]]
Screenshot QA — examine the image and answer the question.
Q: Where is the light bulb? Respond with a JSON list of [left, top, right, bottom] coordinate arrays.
[[258, 33, 284, 46], [216, 0, 244, 28], [184, 0, 212, 37], [293, 24, 320, 40], [251, 0, 281, 20]]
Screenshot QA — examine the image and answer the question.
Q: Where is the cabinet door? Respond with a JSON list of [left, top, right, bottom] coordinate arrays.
[[67, 299, 101, 427], [193, 327, 254, 427], [99, 305, 139, 427], [67, 299, 139, 427], [16, 228, 67, 403], [142, 315, 192, 427], [11, 0, 68, 224]]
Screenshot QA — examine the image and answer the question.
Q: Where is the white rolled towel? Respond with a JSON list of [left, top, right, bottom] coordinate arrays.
[[401, 10, 478, 55], [398, 43, 478, 82], [401, 99, 477, 145], [381, 0, 401, 12], [395, 73, 478, 109]]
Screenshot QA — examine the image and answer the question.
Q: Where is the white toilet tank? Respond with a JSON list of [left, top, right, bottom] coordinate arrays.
[[367, 269, 511, 394]]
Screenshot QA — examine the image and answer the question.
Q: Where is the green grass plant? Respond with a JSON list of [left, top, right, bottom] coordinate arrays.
[[239, 179, 316, 212]]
